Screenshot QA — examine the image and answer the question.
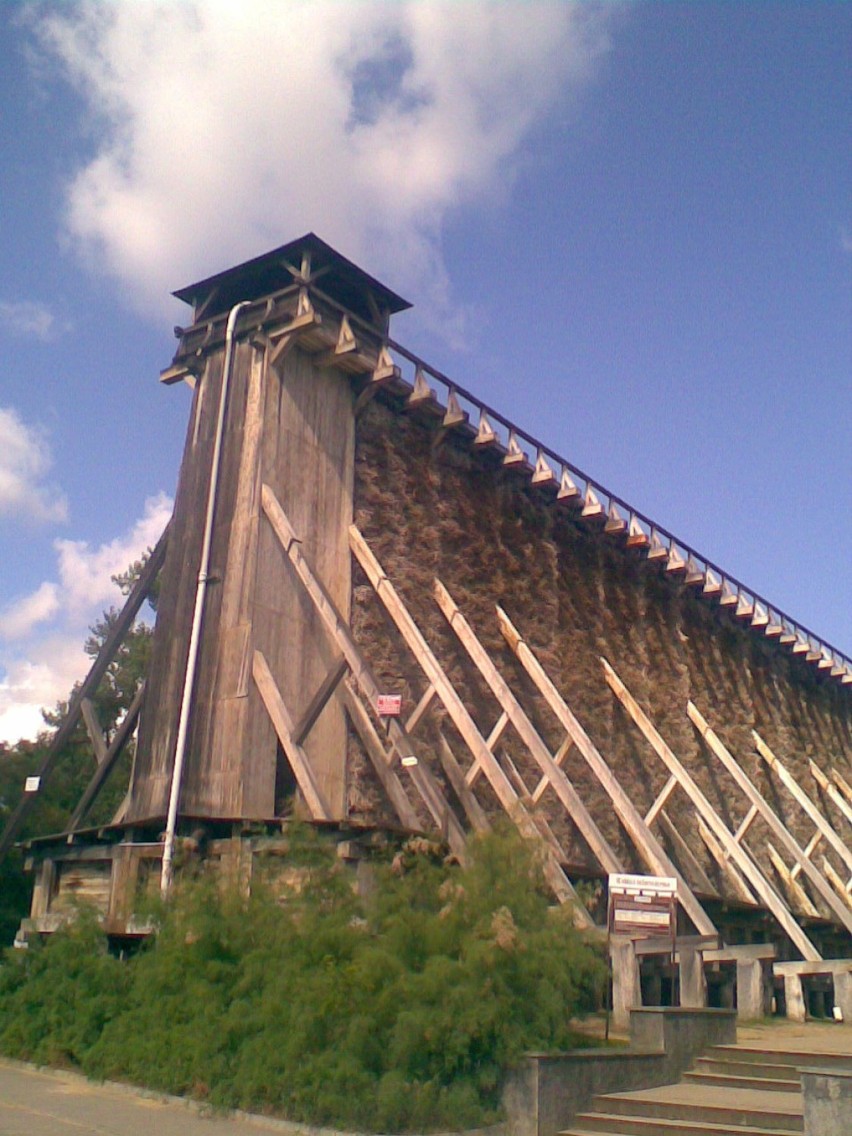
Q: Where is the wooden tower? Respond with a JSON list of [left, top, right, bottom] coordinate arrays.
[[9, 233, 852, 1020]]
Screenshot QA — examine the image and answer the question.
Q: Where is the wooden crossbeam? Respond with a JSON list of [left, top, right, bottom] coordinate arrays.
[[767, 843, 819, 919], [261, 487, 466, 857], [66, 682, 147, 833], [497, 609, 716, 936], [80, 699, 107, 767], [405, 684, 437, 736], [434, 578, 623, 876], [531, 736, 574, 805], [0, 521, 170, 865], [435, 732, 490, 833], [602, 659, 819, 959], [810, 760, 852, 828], [790, 831, 822, 882], [349, 524, 595, 926], [644, 774, 678, 828], [253, 651, 332, 821], [292, 657, 349, 747], [657, 810, 718, 896], [754, 731, 852, 878], [727, 804, 759, 854], [697, 817, 757, 905], [688, 701, 852, 936]]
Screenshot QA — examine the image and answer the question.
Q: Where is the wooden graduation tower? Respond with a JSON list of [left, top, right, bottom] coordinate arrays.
[[13, 233, 852, 1017], [128, 234, 408, 830]]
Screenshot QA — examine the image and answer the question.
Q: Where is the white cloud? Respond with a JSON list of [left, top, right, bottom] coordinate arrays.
[[0, 583, 60, 641], [30, 0, 614, 332], [0, 300, 60, 341], [0, 493, 173, 744], [0, 406, 68, 524]]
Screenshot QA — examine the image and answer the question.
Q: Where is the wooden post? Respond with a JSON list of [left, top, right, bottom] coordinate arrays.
[[602, 659, 820, 961], [679, 945, 708, 1009], [496, 608, 716, 938], [689, 701, 852, 936]]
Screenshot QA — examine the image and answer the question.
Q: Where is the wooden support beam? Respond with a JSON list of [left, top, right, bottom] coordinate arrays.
[[754, 731, 852, 879], [644, 774, 679, 828], [602, 659, 819, 959], [626, 515, 650, 549], [647, 529, 668, 562], [435, 732, 490, 833], [404, 684, 437, 736], [767, 843, 819, 918], [688, 701, 852, 936], [407, 367, 437, 409], [435, 578, 623, 876], [531, 735, 574, 805], [830, 767, 852, 809], [531, 451, 558, 489], [261, 487, 466, 856], [341, 684, 422, 831], [349, 525, 594, 926], [728, 803, 759, 854], [66, 682, 146, 833], [809, 760, 852, 828], [252, 651, 332, 821], [697, 817, 758, 905], [80, 698, 107, 767], [292, 656, 349, 747], [0, 522, 170, 865], [790, 831, 822, 881], [497, 609, 716, 937], [557, 467, 582, 506], [581, 485, 604, 520], [820, 856, 852, 909], [657, 810, 718, 896]]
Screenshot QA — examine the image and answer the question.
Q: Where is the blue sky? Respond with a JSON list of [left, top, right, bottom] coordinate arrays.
[[0, 1, 849, 743]]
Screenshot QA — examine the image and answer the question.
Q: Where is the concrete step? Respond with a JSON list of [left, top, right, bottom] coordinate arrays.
[[691, 1057, 807, 1080], [705, 1044, 852, 1072], [576, 1084, 803, 1133], [562, 1119, 802, 1136], [682, 1069, 801, 1093]]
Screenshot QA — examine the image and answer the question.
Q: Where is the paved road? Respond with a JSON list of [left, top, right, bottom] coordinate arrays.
[[0, 1061, 310, 1136]]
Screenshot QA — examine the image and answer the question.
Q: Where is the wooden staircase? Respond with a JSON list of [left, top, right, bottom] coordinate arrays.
[[560, 1042, 852, 1134]]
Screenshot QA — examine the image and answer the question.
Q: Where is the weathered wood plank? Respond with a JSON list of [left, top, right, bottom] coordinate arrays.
[[602, 659, 819, 959], [767, 842, 819, 919], [252, 650, 332, 821], [657, 810, 718, 897], [688, 701, 852, 935], [293, 657, 349, 747], [435, 732, 490, 833], [80, 699, 107, 767], [697, 817, 757, 905], [496, 609, 716, 937], [644, 774, 678, 828], [434, 578, 623, 876]]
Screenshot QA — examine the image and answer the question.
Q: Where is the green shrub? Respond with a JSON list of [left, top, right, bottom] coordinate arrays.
[[0, 825, 605, 1131]]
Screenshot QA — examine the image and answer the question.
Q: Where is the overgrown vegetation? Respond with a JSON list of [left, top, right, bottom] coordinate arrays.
[[0, 826, 605, 1132]]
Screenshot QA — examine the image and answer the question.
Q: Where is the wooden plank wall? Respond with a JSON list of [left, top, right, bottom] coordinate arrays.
[[128, 342, 353, 822]]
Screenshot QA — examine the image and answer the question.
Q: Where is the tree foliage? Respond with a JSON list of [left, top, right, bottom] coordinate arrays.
[[0, 826, 606, 1131]]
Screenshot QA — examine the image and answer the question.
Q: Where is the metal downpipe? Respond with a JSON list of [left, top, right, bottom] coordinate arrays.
[[160, 300, 250, 896]]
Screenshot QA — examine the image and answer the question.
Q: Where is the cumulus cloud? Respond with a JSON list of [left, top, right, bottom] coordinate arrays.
[[0, 300, 61, 340], [30, 0, 613, 332], [0, 492, 173, 743], [0, 406, 68, 524]]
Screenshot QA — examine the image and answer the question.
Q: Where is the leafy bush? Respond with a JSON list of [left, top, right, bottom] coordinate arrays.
[[0, 825, 605, 1131]]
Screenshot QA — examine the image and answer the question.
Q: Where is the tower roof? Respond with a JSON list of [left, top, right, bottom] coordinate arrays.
[[173, 232, 411, 327]]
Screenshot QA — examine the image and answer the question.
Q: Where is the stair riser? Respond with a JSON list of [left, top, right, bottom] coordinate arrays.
[[693, 1059, 807, 1079], [705, 1047, 852, 1072], [682, 1072, 801, 1092]]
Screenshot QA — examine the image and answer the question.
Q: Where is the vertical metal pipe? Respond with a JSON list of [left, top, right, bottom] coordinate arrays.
[[160, 300, 250, 896]]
